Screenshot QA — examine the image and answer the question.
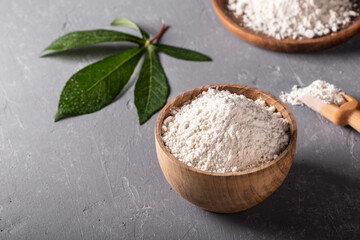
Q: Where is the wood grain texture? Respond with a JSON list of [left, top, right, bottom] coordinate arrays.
[[212, 0, 360, 53], [155, 84, 297, 213], [319, 93, 360, 132]]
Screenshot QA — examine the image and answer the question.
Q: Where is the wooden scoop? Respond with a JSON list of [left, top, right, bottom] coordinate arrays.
[[300, 94, 360, 132]]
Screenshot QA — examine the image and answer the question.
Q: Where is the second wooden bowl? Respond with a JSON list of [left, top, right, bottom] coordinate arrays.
[[155, 84, 297, 213], [213, 0, 360, 52]]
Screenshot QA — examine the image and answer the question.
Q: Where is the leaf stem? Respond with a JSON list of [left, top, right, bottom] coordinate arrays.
[[150, 23, 166, 43]]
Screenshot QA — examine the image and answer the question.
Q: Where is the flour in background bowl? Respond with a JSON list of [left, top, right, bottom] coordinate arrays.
[[161, 88, 290, 173], [228, 0, 358, 40]]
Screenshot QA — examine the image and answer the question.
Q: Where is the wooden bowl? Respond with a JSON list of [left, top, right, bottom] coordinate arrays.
[[155, 84, 297, 213], [212, 0, 360, 52]]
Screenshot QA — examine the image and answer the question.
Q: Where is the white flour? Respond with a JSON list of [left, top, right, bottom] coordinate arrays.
[[228, 0, 358, 40], [280, 80, 344, 106], [161, 88, 290, 173]]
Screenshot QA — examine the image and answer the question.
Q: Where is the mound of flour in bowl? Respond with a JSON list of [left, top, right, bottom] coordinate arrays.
[[161, 88, 290, 173], [228, 0, 358, 40], [280, 80, 345, 106]]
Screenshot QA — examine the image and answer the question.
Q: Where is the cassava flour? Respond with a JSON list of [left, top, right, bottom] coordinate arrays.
[[228, 0, 358, 40], [161, 88, 290, 173], [280, 80, 344, 106]]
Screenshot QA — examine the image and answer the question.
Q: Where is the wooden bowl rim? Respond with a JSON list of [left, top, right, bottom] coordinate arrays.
[[155, 84, 297, 177], [212, 0, 360, 45]]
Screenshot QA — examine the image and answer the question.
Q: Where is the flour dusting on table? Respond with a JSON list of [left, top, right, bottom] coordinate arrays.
[[280, 80, 344, 106]]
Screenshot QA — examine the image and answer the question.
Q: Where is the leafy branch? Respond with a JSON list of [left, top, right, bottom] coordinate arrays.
[[42, 17, 211, 124]]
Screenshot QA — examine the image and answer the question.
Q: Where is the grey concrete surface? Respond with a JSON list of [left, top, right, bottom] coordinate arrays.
[[0, 0, 359, 239]]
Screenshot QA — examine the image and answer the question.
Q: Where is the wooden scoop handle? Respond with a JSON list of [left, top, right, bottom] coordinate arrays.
[[347, 110, 360, 133]]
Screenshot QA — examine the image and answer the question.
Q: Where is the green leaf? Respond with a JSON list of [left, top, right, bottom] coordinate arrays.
[[110, 17, 140, 30], [135, 46, 168, 124], [153, 43, 212, 61], [43, 18, 212, 125], [55, 47, 145, 121], [111, 17, 149, 40], [43, 30, 143, 54]]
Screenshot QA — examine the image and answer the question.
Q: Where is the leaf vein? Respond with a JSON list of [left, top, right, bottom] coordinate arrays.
[[64, 46, 145, 109], [143, 47, 153, 115]]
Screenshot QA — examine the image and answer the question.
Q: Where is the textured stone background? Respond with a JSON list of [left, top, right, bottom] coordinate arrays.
[[0, 0, 359, 239]]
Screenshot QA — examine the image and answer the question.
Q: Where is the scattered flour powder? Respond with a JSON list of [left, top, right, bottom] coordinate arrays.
[[280, 80, 345, 106], [161, 88, 290, 173], [228, 0, 358, 40]]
